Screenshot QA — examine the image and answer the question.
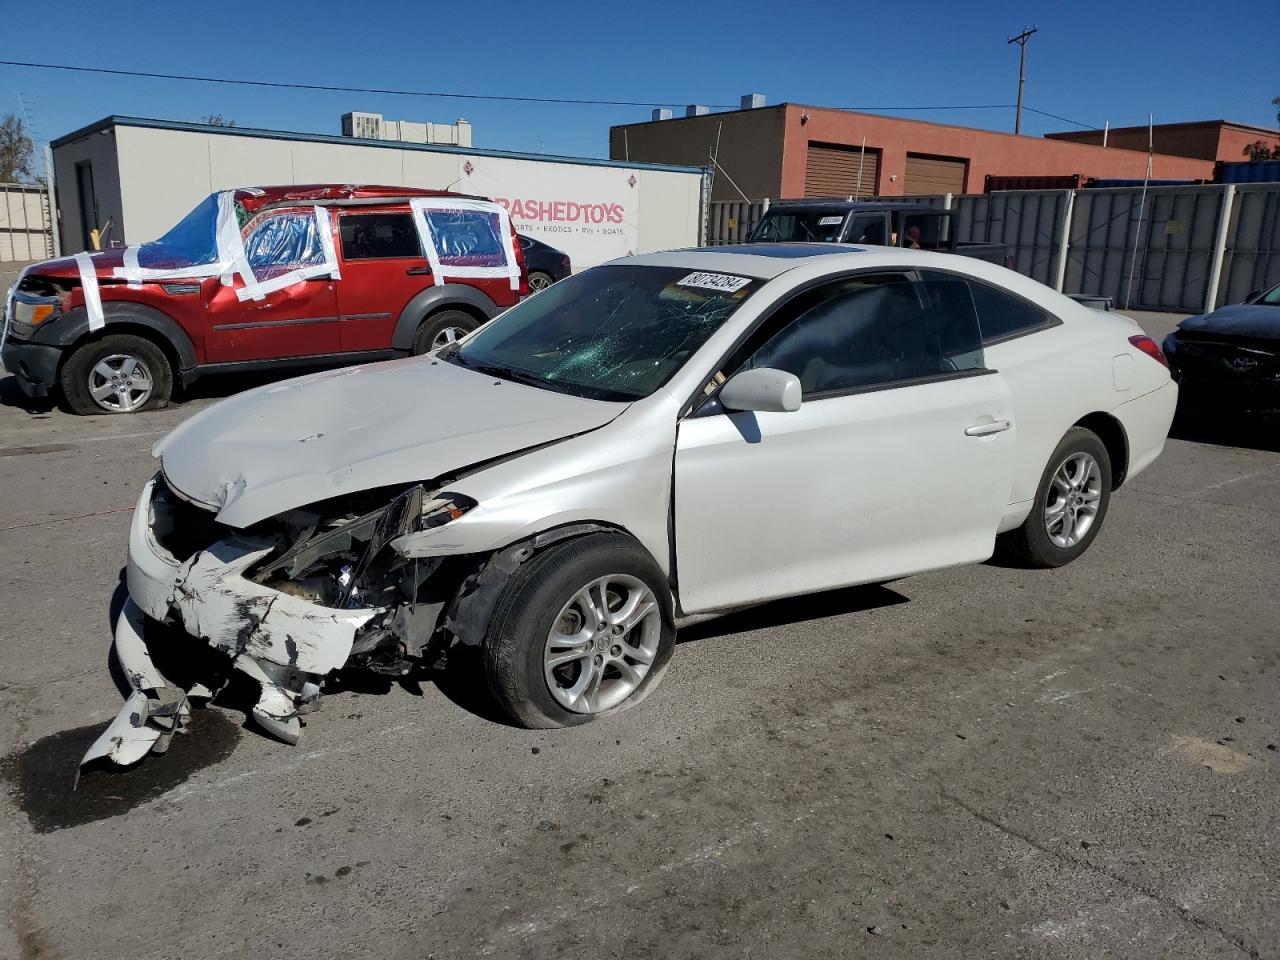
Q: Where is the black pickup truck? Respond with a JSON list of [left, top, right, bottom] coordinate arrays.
[[746, 200, 1008, 266]]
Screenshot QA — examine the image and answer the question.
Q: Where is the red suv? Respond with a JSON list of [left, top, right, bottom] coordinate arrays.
[[2, 185, 527, 414]]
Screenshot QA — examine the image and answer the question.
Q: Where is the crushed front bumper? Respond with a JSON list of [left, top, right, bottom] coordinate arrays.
[[81, 478, 379, 774]]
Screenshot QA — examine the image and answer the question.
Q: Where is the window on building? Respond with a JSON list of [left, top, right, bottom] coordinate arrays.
[[339, 212, 421, 260]]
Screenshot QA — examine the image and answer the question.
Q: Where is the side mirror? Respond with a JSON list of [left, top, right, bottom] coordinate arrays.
[[1244, 289, 1261, 304], [719, 368, 802, 413]]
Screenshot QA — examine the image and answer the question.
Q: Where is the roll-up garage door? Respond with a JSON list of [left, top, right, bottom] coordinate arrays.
[[805, 143, 880, 199], [904, 154, 967, 195]]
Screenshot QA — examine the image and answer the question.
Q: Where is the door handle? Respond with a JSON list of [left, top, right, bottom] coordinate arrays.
[[965, 419, 1012, 437], [406, 266, 433, 276]]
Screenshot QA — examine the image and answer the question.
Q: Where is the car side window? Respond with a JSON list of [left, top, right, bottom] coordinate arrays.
[[845, 215, 887, 245], [242, 211, 328, 281], [742, 276, 986, 398], [339, 213, 421, 260], [420, 208, 508, 267], [925, 271, 1055, 343]]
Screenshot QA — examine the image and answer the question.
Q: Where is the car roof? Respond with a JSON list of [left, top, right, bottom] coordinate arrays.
[[236, 184, 484, 214], [764, 200, 946, 214], [622, 243, 985, 280]]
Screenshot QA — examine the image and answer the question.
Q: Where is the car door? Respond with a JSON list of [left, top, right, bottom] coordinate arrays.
[[203, 208, 340, 363], [673, 273, 1018, 614], [334, 208, 433, 352]]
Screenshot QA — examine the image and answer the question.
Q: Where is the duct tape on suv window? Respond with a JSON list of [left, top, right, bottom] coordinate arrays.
[[233, 206, 341, 302], [410, 197, 521, 291]]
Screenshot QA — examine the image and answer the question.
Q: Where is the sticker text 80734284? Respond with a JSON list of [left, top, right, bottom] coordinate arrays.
[[677, 272, 753, 293]]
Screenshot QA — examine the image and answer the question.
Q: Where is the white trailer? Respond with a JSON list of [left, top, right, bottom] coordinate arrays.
[[50, 116, 708, 271]]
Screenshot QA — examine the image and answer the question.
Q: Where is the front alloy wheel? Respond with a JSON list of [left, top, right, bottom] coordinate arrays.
[[484, 532, 676, 728], [88, 354, 155, 412], [59, 333, 174, 416], [544, 575, 661, 714]]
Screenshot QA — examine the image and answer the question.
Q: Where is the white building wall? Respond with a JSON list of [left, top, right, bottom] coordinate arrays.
[[87, 124, 706, 269]]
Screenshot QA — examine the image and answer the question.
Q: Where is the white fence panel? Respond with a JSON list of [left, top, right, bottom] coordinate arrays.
[[0, 183, 53, 261]]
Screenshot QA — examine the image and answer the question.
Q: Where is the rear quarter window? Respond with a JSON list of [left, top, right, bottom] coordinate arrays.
[[923, 271, 1057, 344]]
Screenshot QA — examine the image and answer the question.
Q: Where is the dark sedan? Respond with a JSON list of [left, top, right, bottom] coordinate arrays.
[[1163, 282, 1280, 409], [517, 234, 572, 292]]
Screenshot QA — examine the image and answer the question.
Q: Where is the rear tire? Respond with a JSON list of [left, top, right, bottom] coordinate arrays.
[[411, 309, 480, 355], [484, 533, 676, 729], [997, 426, 1112, 568], [528, 271, 554, 293], [59, 334, 173, 415]]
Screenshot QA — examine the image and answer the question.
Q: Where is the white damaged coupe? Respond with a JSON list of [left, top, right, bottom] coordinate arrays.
[[83, 243, 1177, 770]]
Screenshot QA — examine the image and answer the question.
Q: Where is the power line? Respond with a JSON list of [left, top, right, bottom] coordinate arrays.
[[0, 60, 741, 109], [831, 103, 1016, 112], [0, 59, 1050, 119], [1022, 106, 1099, 130]]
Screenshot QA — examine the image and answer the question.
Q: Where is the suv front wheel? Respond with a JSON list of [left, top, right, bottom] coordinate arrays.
[[59, 334, 174, 415]]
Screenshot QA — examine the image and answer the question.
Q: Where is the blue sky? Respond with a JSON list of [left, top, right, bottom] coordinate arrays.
[[3, 0, 1277, 162]]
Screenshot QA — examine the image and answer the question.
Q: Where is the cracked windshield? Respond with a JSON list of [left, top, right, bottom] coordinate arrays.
[[447, 265, 761, 401]]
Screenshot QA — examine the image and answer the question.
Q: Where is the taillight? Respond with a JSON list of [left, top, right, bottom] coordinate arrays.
[[1129, 334, 1169, 369]]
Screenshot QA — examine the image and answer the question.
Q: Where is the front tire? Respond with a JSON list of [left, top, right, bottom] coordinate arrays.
[[997, 426, 1112, 568], [411, 309, 480, 355], [484, 533, 676, 728], [59, 334, 173, 415]]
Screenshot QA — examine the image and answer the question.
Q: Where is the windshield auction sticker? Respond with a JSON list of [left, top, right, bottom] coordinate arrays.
[[676, 272, 753, 293], [818, 216, 844, 226]]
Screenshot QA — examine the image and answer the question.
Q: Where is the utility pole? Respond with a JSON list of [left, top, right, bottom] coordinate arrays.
[[1007, 26, 1038, 135]]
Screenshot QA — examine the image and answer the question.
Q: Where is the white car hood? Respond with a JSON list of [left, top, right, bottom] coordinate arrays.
[[154, 356, 626, 527]]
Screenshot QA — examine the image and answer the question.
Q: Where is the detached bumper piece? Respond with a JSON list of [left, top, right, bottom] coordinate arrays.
[[79, 478, 379, 776], [77, 600, 192, 784]]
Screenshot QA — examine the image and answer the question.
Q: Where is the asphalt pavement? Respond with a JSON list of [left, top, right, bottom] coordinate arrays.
[[1, 314, 1278, 959]]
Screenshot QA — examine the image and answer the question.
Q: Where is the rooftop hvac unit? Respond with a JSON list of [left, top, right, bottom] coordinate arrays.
[[341, 111, 384, 140], [399, 121, 428, 144]]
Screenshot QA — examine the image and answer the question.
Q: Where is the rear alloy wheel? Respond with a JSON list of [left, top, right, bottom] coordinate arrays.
[[528, 271, 554, 293], [60, 334, 173, 415], [411, 309, 480, 355], [997, 426, 1112, 568], [484, 532, 676, 728]]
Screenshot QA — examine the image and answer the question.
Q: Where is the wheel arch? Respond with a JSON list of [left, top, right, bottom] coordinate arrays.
[[391, 283, 501, 352], [444, 521, 667, 649], [51, 303, 196, 378], [1074, 411, 1129, 489]]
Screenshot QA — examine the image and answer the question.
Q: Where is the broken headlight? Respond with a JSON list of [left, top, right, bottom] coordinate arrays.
[[248, 487, 476, 608], [420, 494, 476, 529]]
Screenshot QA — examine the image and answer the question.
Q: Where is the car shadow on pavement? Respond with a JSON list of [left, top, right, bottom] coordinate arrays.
[[676, 583, 908, 644], [0, 374, 58, 415], [1169, 403, 1280, 454]]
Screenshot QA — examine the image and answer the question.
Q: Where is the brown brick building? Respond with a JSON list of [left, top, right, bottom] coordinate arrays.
[[1046, 119, 1280, 163], [609, 102, 1232, 201]]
